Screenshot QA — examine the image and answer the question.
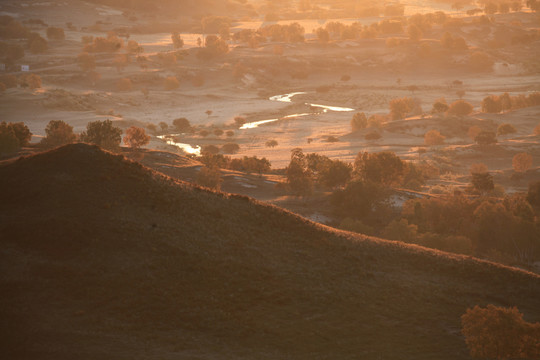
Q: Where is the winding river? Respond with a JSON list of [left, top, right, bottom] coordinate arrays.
[[160, 92, 356, 155]]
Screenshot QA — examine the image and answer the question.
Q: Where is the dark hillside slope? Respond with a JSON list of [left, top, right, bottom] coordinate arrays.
[[1, 144, 539, 360]]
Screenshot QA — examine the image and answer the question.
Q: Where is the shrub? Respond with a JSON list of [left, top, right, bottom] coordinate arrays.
[[46, 27, 65, 40], [80, 119, 122, 151], [497, 123, 517, 136], [163, 76, 179, 90], [513, 152, 533, 173], [221, 142, 240, 154], [19, 74, 41, 89], [213, 129, 223, 137], [123, 126, 150, 148], [41, 120, 76, 148], [461, 305, 540, 359], [196, 166, 222, 190], [471, 172, 494, 193], [226, 130, 234, 137], [424, 130, 445, 146], [447, 100, 473, 116], [83, 33, 123, 52]]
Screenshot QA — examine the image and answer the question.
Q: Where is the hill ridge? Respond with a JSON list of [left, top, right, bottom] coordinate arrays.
[[1, 143, 539, 359]]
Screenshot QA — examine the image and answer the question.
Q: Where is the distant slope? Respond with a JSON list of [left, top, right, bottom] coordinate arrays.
[[1, 144, 539, 360]]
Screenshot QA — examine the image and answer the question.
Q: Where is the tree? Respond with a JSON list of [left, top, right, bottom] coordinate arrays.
[[461, 305, 540, 359], [7, 122, 32, 146], [513, 152, 533, 173], [123, 126, 150, 149], [319, 159, 352, 189], [163, 76, 180, 90], [331, 179, 391, 223], [0, 121, 20, 155], [471, 172, 494, 193], [221, 143, 240, 154], [389, 97, 415, 120], [80, 119, 122, 151], [46, 27, 65, 40], [424, 130, 445, 146], [407, 24, 422, 41], [265, 139, 278, 147], [354, 151, 405, 186], [213, 129, 223, 137], [351, 112, 368, 131], [126, 40, 143, 55], [116, 78, 132, 91], [482, 95, 502, 113], [447, 100, 473, 117], [77, 52, 96, 71], [171, 32, 184, 49], [431, 101, 449, 114], [469, 51, 494, 72], [316, 28, 330, 43], [234, 116, 246, 127], [286, 148, 313, 196], [41, 120, 76, 148], [474, 131, 497, 145], [28, 34, 47, 53], [527, 180, 540, 207], [158, 122, 168, 132], [19, 74, 41, 89], [497, 123, 517, 136], [172, 118, 191, 133], [196, 166, 222, 190]]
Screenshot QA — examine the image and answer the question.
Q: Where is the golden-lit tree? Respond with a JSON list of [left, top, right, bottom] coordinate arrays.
[[424, 130, 445, 146], [461, 305, 540, 359], [41, 120, 76, 148], [512, 152, 533, 173], [123, 126, 150, 149]]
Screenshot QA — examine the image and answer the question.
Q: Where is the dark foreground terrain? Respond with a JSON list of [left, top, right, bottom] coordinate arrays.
[[1, 144, 539, 359]]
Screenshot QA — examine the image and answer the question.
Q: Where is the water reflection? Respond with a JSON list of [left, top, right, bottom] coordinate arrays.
[[157, 135, 201, 155]]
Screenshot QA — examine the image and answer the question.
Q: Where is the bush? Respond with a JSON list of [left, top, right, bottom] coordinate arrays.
[[213, 129, 223, 137], [201, 144, 219, 155], [234, 116, 246, 127], [471, 172, 494, 193], [123, 126, 150, 149], [80, 119, 122, 151], [46, 27, 65, 40], [83, 33, 123, 52], [482, 95, 502, 113], [461, 305, 540, 360], [41, 120, 76, 148], [8, 122, 32, 146]]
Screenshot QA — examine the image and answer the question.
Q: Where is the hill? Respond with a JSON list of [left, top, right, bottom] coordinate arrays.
[[1, 144, 539, 359]]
